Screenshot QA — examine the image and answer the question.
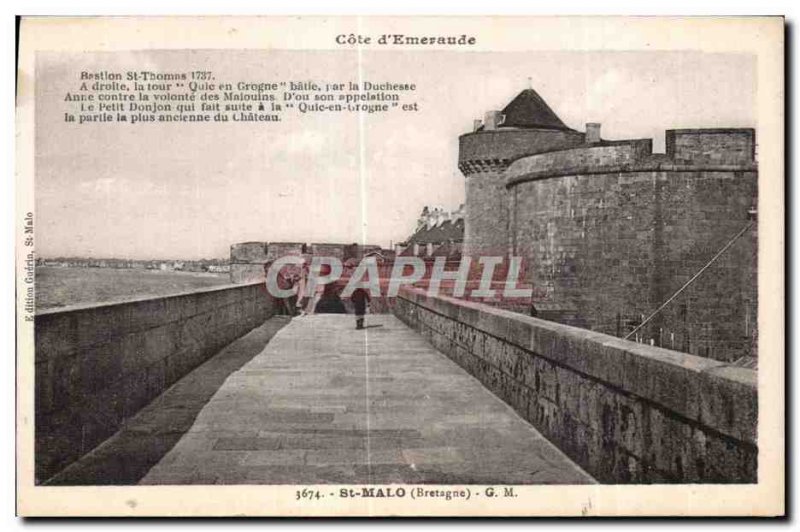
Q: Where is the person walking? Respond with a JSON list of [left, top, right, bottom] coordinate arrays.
[[276, 264, 297, 316], [351, 287, 371, 330], [295, 259, 310, 316]]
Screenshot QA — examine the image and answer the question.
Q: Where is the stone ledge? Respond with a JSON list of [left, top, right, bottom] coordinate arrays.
[[35, 282, 267, 358], [505, 162, 758, 188], [668, 127, 756, 135], [35, 281, 264, 317]]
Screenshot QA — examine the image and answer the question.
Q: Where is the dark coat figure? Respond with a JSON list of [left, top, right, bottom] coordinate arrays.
[[351, 288, 371, 330], [274, 266, 297, 316], [316, 283, 347, 314]]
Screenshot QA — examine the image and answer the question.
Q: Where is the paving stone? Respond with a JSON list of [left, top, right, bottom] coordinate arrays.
[[242, 450, 307, 466], [212, 437, 281, 451]]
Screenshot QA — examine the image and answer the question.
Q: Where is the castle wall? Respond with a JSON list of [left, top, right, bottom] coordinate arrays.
[[666, 129, 756, 165], [458, 129, 584, 256], [461, 163, 513, 257], [229, 241, 383, 284], [309, 243, 348, 260], [229, 242, 307, 283], [505, 140, 653, 179], [505, 141, 757, 362], [267, 242, 308, 261], [459, 129, 585, 162]]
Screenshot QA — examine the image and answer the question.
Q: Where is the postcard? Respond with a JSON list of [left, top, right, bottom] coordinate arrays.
[[15, 15, 784, 516]]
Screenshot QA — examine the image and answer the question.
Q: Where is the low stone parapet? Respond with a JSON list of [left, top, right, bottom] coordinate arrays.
[[394, 286, 757, 483], [34, 282, 275, 483]]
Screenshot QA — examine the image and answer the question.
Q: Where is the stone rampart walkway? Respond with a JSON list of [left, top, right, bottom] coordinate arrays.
[[141, 314, 594, 484]]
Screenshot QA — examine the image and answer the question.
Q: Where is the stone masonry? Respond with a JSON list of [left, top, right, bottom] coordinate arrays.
[[394, 287, 757, 484]]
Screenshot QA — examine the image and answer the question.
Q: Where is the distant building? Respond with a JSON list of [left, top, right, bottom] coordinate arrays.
[[396, 204, 464, 259]]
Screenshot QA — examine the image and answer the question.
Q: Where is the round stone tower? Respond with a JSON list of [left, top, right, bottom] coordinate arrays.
[[459, 89, 757, 361], [458, 89, 584, 257], [504, 129, 758, 362]]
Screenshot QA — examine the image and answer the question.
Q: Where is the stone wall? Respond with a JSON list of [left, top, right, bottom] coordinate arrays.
[[460, 163, 513, 257], [394, 287, 757, 483], [507, 167, 757, 362], [35, 282, 274, 483], [230, 242, 383, 284], [230, 242, 270, 283], [309, 243, 348, 260], [666, 129, 756, 165], [505, 140, 654, 180], [229, 242, 307, 283], [458, 128, 584, 257], [458, 129, 585, 162]]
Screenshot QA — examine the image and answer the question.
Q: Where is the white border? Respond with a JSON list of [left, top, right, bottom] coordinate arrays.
[[6, 2, 794, 526]]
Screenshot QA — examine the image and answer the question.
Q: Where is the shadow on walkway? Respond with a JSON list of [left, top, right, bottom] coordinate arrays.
[[45, 316, 291, 485]]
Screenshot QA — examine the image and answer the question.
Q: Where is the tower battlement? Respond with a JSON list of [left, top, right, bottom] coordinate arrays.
[[666, 128, 756, 165]]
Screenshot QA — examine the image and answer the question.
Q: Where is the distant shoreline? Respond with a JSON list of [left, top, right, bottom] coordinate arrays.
[[35, 266, 232, 311]]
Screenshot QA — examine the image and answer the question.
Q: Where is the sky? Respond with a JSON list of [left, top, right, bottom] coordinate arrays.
[[35, 50, 756, 259]]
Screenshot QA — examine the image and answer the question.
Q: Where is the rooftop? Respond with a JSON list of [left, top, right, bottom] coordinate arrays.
[[407, 217, 465, 245], [497, 88, 574, 131]]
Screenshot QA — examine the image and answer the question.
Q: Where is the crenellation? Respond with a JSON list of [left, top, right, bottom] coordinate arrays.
[[666, 128, 756, 165]]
